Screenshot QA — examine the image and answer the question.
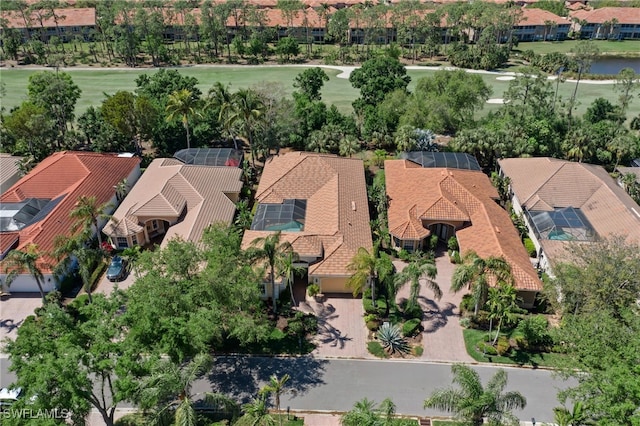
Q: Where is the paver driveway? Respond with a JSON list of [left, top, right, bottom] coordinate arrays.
[[0, 293, 42, 343]]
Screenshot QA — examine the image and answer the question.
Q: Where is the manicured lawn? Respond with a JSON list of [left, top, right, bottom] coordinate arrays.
[[432, 421, 466, 426], [2, 65, 639, 121], [513, 39, 640, 56], [462, 328, 566, 368]]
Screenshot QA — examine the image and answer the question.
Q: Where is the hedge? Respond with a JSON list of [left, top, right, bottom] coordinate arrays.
[[402, 318, 421, 337]]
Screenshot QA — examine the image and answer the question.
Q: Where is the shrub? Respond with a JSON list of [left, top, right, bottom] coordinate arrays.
[[366, 320, 381, 331], [402, 318, 421, 337], [429, 235, 439, 250], [307, 283, 320, 297], [496, 336, 511, 355], [397, 249, 412, 261], [523, 237, 537, 257], [403, 303, 423, 320], [459, 317, 471, 329], [367, 341, 389, 358], [460, 294, 475, 314], [516, 315, 551, 348], [477, 341, 498, 356], [115, 413, 147, 426], [377, 322, 410, 354], [363, 297, 388, 316], [413, 345, 424, 356], [447, 236, 459, 251]]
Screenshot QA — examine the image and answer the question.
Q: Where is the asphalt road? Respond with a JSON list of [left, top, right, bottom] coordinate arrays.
[[1, 356, 575, 422]]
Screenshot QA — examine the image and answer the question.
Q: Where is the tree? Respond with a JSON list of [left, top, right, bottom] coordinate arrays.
[[450, 251, 512, 316], [486, 282, 520, 345], [166, 88, 201, 150], [347, 246, 380, 305], [70, 195, 111, 247], [293, 67, 329, 101], [4, 292, 144, 426], [259, 374, 292, 426], [553, 401, 591, 426], [339, 135, 360, 158], [277, 250, 305, 306], [614, 67, 638, 117], [349, 56, 411, 109], [207, 82, 238, 148], [238, 396, 276, 426], [393, 257, 441, 311], [276, 36, 299, 62], [228, 88, 265, 167], [247, 231, 294, 313], [3, 244, 47, 304], [568, 41, 599, 121], [137, 353, 238, 426], [341, 397, 400, 426], [424, 364, 526, 426]]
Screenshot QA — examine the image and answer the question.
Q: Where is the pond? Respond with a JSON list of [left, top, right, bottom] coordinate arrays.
[[589, 57, 640, 75]]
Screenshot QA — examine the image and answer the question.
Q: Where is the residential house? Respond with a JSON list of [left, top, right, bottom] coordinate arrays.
[[513, 8, 570, 41], [570, 7, 640, 40], [103, 149, 243, 250], [0, 152, 140, 293], [241, 152, 372, 298], [0, 7, 97, 43], [0, 154, 23, 195], [386, 153, 542, 308], [498, 157, 640, 274]]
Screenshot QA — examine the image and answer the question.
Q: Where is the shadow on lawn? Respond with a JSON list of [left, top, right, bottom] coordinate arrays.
[[208, 356, 329, 403]]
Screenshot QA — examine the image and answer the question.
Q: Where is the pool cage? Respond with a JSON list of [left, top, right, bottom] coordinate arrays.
[[525, 207, 597, 242], [174, 148, 243, 167]]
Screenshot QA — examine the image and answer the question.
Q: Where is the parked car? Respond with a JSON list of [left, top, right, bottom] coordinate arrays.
[[106, 256, 127, 282], [0, 387, 22, 407]]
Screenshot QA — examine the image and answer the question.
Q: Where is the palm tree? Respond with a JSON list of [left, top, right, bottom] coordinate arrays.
[[113, 178, 129, 203], [277, 250, 305, 306], [259, 374, 292, 426], [69, 195, 111, 247], [166, 88, 201, 150], [424, 364, 526, 426], [450, 251, 512, 316], [137, 353, 238, 426], [207, 82, 238, 149], [248, 231, 294, 313], [486, 282, 520, 345], [228, 88, 265, 167], [3, 244, 47, 303], [394, 256, 441, 311], [341, 398, 398, 426], [238, 396, 276, 426], [553, 401, 592, 426], [339, 135, 360, 158], [347, 246, 381, 306]]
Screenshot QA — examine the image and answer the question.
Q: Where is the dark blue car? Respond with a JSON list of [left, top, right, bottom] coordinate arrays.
[[106, 256, 127, 282]]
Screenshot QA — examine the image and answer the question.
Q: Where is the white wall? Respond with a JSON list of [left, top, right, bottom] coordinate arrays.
[[1, 273, 57, 293]]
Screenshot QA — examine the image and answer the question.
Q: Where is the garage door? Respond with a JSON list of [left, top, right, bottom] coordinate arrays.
[[319, 277, 349, 293]]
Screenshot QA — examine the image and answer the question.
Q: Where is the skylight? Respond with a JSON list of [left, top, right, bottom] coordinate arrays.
[[0, 198, 58, 232]]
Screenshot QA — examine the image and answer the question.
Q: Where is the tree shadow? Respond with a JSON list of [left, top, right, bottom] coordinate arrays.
[[0, 318, 23, 334], [313, 302, 353, 350], [207, 355, 329, 403], [420, 298, 458, 333]]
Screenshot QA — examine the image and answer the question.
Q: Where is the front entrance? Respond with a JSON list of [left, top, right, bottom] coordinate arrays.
[[430, 223, 454, 242]]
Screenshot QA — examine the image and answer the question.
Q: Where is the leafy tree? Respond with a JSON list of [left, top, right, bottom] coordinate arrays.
[[69, 195, 111, 247], [450, 251, 512, 316], [247, 231, 294, 313], [349, 56, 411, 109], [486, 282, 520, 345], [568, 41, 599, 120], [137, 353, 239, 426], [3, 292, 145, 426], [166, 88, 201, 150], [100, 90, 157, 153], [613, 67, 638, 117], [393, 257, 441, 311], [293, 67, 329, 101], [3, 244, 47, 303], [584, 97, 623, 124], [259, 374, 292, 426], [424, 364, 526, 426], [2, 101, 57, 160], [276, 36, 299, 62]]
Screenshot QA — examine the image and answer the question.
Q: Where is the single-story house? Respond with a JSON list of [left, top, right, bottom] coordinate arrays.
[[241, 152, 372, 298], [386, 154, 542, 308], [0, 151, 141, 293], [103, 150, 243, 249], [0, 154, 23, 195], [498, 157, 640, 274]]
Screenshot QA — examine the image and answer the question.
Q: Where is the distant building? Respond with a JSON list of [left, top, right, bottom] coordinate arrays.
[[570, 7, 640, 40], [0, 154, 23, 195]]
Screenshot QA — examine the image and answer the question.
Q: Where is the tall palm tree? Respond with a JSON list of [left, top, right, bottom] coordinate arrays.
[[450, 251, 512, 316], [487, 282, 520, 345], [137, 353, 238, 426], [227, 88, 265, 168], [347, 246, 381, 306], [277, 250, 305, 306], [69, 195, 111, 247], [394, 257, 441, 311], [166, 88, 201, 150], [207, 82, 238, 149], [259, 374, 291, 426], [3, 244, 47, 303], [553, 401, 592, 426], [339, 135, 360, 158], [248, 231, 294, 313], [238, 396, 276, 426], [424, 364, 526, 426]]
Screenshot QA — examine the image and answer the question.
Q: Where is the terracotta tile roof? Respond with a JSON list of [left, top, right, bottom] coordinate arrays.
[[499, 157, 640, 266], [1, 8, 96, 29], [0, 152, 140, 273], [242, 152, 372, 278], [386, 160, 542, 292], [519, 7, 569, 25], [570, 7, 640, 25], [104, 158, 242, 247]]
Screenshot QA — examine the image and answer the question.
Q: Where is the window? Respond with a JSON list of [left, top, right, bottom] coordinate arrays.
[[116, 237, 128, 248], [403, 240, 415, 251], [131, 235, 138, 246], [152, 220, 158, 230]]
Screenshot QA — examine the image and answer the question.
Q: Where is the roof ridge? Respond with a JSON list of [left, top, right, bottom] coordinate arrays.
[[256, 153, 308, 199], [521, 159, 564, 206]]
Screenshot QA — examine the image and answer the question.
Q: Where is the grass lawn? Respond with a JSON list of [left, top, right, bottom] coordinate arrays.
[[2, 65, 639, 122], [463, 328, 566, 368], [513, 39, 640, 56], [431, 421, 466, 426]]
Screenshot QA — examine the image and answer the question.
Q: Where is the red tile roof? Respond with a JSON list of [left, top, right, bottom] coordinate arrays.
[[0, 152, 140, 273], [1, 8, 96, 29], [570, 7, 640, 25], [519, 7, 569, 26], [385, 160, 542, 292]]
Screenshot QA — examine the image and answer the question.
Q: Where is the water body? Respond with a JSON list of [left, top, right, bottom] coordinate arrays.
[[589, 57, 640, 75]]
